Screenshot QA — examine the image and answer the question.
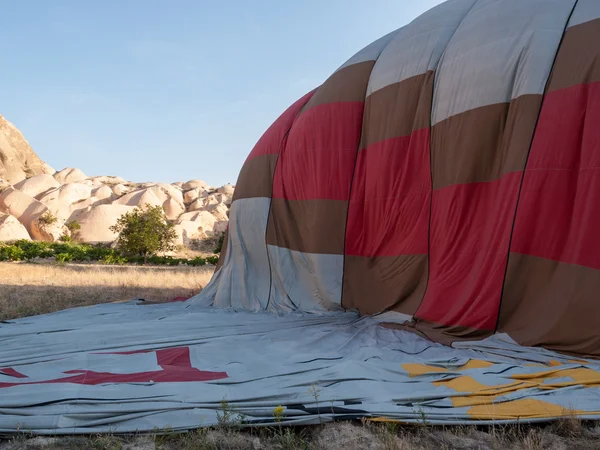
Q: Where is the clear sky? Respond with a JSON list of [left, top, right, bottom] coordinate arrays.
[[1, 1, 444, 186]]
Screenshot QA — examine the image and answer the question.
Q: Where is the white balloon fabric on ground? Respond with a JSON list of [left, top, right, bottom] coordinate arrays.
[[2, 299, 600, 434]]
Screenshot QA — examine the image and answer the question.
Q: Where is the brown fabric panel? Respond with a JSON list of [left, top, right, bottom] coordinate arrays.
[[266, 199, 347, 255], [431, 94, 542, 190], [360, 71, 434, 149], [232, 154, 279, 201], [498, 253, 600, 357], [342, 255, 428, 316], [215, 228, 229, 271], [548, 18, 600, 92], [381, 320, 491, 346], [302, 61, 374, 110]]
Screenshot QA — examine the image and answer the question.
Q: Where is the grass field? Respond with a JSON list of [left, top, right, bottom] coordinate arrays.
[[1, 262, 600, 449], [0, 262, 213, 321]]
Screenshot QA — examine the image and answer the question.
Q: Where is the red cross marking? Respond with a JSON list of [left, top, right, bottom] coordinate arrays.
[[0, 347, 227, 388]]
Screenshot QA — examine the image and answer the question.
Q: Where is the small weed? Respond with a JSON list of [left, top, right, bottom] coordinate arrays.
[[216, 399, 245, 432], [522, 428, 544, 450], [413, 404, 429, 428], [308, 384, 323, 425], [272, 427, 310, 450]]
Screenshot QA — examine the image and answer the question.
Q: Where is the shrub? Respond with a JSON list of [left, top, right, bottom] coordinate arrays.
[[55, 253, 73, 263], [125, 255, 145, 265], [84, 244, 114, 261], [65, 220, 81, 231], [0, 239, 221, 267], [13, 240, 53, 259], [0, 245, 24, 261], [188, 256, 207, 267], [100, 252, 127, 265], [214, 231, 226, 254], [37, 211, 58, 226], [65, 220, 81, 242], [110, 204, 177, 264]]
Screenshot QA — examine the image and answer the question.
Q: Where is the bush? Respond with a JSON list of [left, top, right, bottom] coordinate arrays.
[[110, 204, 177, 264], [55, 253, 73, 263], [100, 252, 127, 265], [59, 234, 72, 243], [214, 231, 226, 254], [37, 211, 58, 225], [0, 238, 220, 267], [124, 255, 145, 265], [11, 240, 53, 259], [65, 220, 81, 232], [188, 256, 207, 267], [65, 220, 81, 242], [0, 245, 24, 261]]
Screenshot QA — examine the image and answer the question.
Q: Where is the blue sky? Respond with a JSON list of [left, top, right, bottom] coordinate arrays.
[[1, 1, 443, 186]]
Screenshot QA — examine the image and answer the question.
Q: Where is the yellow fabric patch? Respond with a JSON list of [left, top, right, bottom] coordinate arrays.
[[433, 376, 533, 407], [466, 399, 600, 420], [403, 359, 600, 415], [512, 366, 600, 387], [529, 368, 600, 389]]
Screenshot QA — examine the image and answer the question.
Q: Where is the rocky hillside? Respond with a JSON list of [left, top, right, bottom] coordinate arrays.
[[0, 115, 55, 185], [0, 115, 232, 249]]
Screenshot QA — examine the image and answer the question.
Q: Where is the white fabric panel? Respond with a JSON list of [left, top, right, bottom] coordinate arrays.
[[335, 29, 400, 72], [267, 245, 344, 313], [432, 0, 576, 124], [12, 352, 163, 379], [2, 302, 600, 433], [367, 0, 476, 95], [569, 0, 600, 27], [203, 198, 271, 311]]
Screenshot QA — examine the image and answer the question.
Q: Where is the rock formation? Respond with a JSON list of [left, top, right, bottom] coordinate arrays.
[[0, 115, 55, 184], [0, 114, 233, 248], [0, 213, 30, 241]]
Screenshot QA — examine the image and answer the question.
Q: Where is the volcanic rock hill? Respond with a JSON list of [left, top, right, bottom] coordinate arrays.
[[0, 114, 232, 248]]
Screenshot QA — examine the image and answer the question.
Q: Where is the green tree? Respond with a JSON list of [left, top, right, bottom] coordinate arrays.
[[109, 204, 177, 264]]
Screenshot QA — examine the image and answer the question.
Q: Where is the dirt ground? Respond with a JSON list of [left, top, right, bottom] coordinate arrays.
[[2, 262, 600, 449]]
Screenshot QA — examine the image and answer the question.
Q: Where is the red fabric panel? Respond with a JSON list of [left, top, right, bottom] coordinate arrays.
[[245, 90, 315, 162], [0, 368, 27, 379], [0, 347, 228, 388], [346, 128, 431, 257], [511, 82, 600, 269], [416, 172, 522, 330], [156, 347, 192, 369], [272, 102, 364, 201]]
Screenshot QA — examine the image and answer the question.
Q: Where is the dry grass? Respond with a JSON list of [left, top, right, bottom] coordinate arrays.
[[3, 420, 600, 450], [0, 262, 214, 321]]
